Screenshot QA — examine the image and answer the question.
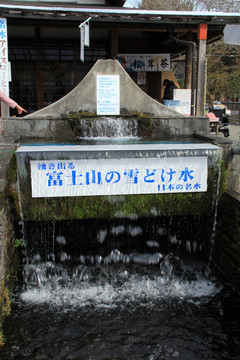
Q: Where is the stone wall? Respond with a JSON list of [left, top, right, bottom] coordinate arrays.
[[227, 144, 240, 195], [213, 192, 240, 290], [1, 115, 209, 139], [212, 144, 240, 291], [0, 198, 19, 345]]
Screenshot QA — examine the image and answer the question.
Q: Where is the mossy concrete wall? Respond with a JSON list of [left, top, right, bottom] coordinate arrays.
[[1, 115, 209, 139], [12, 144, 223, 221], [227, 148, 240, 196], [213, 192, 240, 291], [0, 145, 20, 345], [212, 143, 240, 291], [0, 198, 19, 346]]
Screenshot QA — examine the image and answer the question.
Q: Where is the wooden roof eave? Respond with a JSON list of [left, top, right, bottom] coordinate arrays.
[[1, 4, 240, 26]]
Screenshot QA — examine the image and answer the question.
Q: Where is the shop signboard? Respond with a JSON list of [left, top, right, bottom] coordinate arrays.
[[117, 54, 171, 72]]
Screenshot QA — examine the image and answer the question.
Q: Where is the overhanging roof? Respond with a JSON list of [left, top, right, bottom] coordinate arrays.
[[1, 1, 239, 56], [0, 2, 239, 25]]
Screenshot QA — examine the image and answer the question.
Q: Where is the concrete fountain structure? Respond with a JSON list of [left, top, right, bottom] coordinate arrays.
[[5, 59, 220, 224], [3, 59, 209, 140], [7, 60, 221, 270], [1, 58, 240, 354], [1, 58, 240, 337]]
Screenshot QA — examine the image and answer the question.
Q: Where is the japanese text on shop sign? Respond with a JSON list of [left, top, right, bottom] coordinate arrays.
[[30, 157, 208, 198], [117, 54, 170, 72], [0, 18, 9, 95]]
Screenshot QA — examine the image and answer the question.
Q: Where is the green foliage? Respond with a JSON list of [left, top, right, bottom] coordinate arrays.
[[14, 238, 23, 248], [177, 79, 185, 89], [140, 1, 240, 101], [219, 160, 228, 198], [0, 330, 5, 347], [67, 111, 97, 119], [0, 280, 11, 347], [0, 199, 21, 346], [6, 150, 17, 185]]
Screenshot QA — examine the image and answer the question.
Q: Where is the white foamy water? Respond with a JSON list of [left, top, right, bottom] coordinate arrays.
[[20, 262, 221, 309], [78, 136, 142, 141], [78, 117, 138, 138]]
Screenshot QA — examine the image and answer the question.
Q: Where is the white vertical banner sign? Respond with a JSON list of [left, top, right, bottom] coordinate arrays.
[[79, 17, 91, 63], [84, 22, 90, 47], [0, 18, 9, 96], [97, 75, 120, 115], [80, 26, 85, 62]]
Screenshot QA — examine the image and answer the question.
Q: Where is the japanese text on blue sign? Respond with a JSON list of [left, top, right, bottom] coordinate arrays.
[[30, 157, 208, 198]]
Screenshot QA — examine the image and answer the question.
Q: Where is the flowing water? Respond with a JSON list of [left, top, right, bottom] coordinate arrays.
[[1, 218, 240, 360], [76, 117, 138, 139]]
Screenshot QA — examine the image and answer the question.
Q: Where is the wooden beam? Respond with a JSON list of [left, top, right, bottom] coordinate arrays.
[[185, 32, 192, 89], [35, 27, 44, 110], [196, 25, 207, 116], [110, 28, 118, 59]]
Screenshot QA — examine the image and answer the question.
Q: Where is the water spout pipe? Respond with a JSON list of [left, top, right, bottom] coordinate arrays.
[[169, 35, 196, 116]]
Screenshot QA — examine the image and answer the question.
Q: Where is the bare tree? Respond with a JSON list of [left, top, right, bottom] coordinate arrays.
[[140, 0, 240, 11], [207, 41, 240, 100], [194, 0, 240, 12], [140, 0, 240, 101], [140, 0, 193, 10]]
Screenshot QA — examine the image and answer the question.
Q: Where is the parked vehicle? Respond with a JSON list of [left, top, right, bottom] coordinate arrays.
[[213, 101, 231, 116], [208, 107, 230, 137]]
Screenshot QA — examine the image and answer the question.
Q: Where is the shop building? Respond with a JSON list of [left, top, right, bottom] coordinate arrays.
[[0, 0, 239, 115]]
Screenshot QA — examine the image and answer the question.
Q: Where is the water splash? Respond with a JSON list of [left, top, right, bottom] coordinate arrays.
[[78, 117, 138, 138], [20, 254, 221, 309]]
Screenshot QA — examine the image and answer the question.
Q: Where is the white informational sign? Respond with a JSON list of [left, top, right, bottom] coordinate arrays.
[[80, 26, 85, 62], [0, 18, 9, 96], [117, 54, 170, 72], [224, 25, 240, 46], [84, 22, 90, 47], [97, 75, 120, 115], [79, 18, 91, 62], [173, 89, 191, 116], [30, 157, 208, 198]]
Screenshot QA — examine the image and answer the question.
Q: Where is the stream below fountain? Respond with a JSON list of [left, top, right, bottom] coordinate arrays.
[[1, 119, 240, 359], [0, 217, 240, 360]]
